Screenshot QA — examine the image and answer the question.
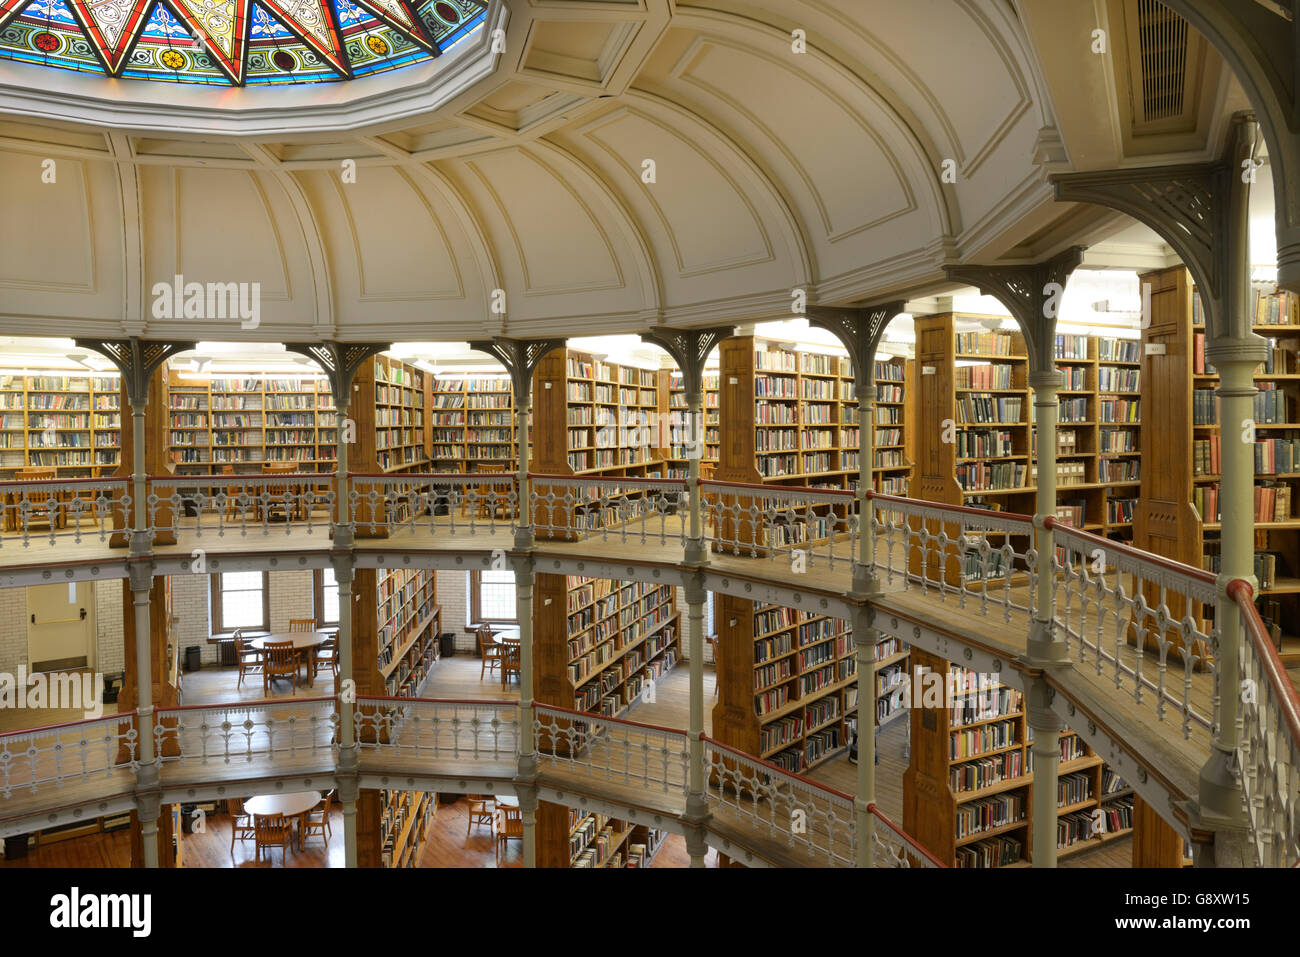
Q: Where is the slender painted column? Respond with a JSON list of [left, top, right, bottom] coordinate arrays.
[[128, 398, 157, 867], [333, 556, 358, 867], [851, 605, 877, 866], [685, 389, 705, 563], [518, 785, 538, 868], [1197, 347, 1263, 864], [1027, 368, 1065, 867], [515, 393, 533, 549], [333, 401, 353, 549], [684, 575, 707, 865], [514, 558, 537, 781]]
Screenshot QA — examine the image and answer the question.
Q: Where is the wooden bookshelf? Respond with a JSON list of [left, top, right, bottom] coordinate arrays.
[[902, 647, 1132, 867], [430, 375, 516, 473], [531, 350, 666, 538], [371, 355, 430, 473], [0, 373, 121, 476], [658, 369, 719, 479], [164, 370, 337, 472], [353, 563, 441, 868], [865, 356, 914, 495], [536, 804, 668, 868], [1140, 265, 1300, 667], [534, 573, 679, 716], [711, 594, 881, 773]]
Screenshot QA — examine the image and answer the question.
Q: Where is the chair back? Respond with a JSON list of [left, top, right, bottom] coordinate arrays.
[[263, 640, 297, 671], [254, 813, 290, 842], [16, 466, 57, 507], [501, 640, 521, 676], [288, 618, 316, 633], [501, 805, 522, 837], [477, 627, 496, 656]]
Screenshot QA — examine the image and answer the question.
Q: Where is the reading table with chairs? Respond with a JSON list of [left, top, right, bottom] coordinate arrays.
[[474, 623, 520, 690], [231, 620, 338, 695], [463, 793, 521, 864], [3, 465, 66, 532], [231, 790, 334, 864]]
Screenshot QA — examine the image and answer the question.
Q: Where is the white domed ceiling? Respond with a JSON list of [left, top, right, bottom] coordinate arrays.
[[0, 0, 1249, 344]]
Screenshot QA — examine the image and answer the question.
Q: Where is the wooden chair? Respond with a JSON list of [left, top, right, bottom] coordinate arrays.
[[13, 466, 62, 532], [465, 794, 496, 839], [500, 639, 521, 690], [262, 639, 299, 695], [221, 464, 243, 522], [477, 625, 502, 680], [312, 636, 338, 683], [229, 797, 256, 853], [301, 791, 332, 847], [253, 813, 294, 863], [261, 462, 299, 522], [466, 463, 510, 520], [494, 805, 522, 864], [234, 631, 263, 689], [288, 618, 316, 632]]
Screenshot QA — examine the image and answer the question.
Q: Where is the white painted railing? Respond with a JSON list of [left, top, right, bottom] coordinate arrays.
[[868, 803, 946, 867], [154, 698, 337, 767], [1231, 580, 1300, 868], [0, 712, 137, 798], [0, 477, 128, 549], [867, 491, 1038, 621], [533, 703, 689, 797], [350, 472, 517, 538], [703, 735, 856, 866], [354, 696, 520, 761], [149, 473, 334, 539], [703, 479, 858, 569], [531, 474, 687, 546], [1049, 518, 1218, 739]]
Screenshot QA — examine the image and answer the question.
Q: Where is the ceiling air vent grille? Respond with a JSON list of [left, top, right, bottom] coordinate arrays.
[[1136, 0, 1188, 122]]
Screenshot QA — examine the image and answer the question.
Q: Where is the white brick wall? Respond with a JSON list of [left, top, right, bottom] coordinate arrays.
[[436, 571, 471, 652], [95, 582, 125, 675], [170, 573, 215, 663], [270, 570, 315, 632], [0, 588, 27, 673]]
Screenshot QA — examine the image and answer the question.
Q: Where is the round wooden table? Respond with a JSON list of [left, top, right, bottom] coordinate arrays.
[[244, 791, 323, 852], [252, 632, 331, 687], [491, 626, 520, 645]]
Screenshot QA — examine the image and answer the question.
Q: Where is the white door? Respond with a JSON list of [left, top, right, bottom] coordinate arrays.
[[26, 582, 96, 673]]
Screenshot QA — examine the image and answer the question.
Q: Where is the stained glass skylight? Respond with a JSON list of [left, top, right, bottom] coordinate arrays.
[[0, 0, 485, 85]]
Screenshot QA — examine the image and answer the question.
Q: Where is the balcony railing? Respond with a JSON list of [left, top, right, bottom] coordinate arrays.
[[0, 712, 137, 798], [149, 473, 334, 539], [350, 472, 518, 539], [533, 703, 689, 797], [0, 477, 128, 549], [703, 479, 858, 569], [153, 698, 337, 767], [354, 696, 520, 761], [531, 474, 687, 547]]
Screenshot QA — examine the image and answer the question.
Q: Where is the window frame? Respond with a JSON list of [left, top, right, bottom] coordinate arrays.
[[313, 568, 340, 628], [211, 571, 271, 635], [470, 569, 518, 625]]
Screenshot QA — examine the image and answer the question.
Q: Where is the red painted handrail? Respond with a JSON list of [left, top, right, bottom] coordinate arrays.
[[349, 472, 509, 481], [156, 697, 335, 713], [702, 478, 856, 498], [867, 489, 1035, 523], [534, 700, 690, 737], [0, 476, 129, 488], [1045, 515, 1218, 585], [866, 802, 948, 867], [702, 733, 854, 802], [0, 709, 137, 739], [529, 472, 686, 487], [1227, 579, 1300, 747]]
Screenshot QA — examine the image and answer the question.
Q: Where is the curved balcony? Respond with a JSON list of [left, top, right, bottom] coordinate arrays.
[[0, 471, 1293, 867]]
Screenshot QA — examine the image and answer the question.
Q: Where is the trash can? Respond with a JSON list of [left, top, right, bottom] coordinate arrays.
[[3, 834, 29, 859], [438, 632, 455, 658], [101, 673, 123, 704], [179, 804, 197, 834], [184, 645, 202, 672]]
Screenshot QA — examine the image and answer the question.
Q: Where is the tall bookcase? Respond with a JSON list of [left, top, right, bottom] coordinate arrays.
[[371, 355, 430, 473], [1139, 265, 1300, 666], [710, 594, 905, 773], [536, 804, 668, 868], [0, 373, 121, 476], [429, 375, 516, 473], [353, 564, 441, 868], [533, 574, 680, 717], [659, 369, 719, 479], [165, 371, 337, 472], [902, 647, 1133, 867]]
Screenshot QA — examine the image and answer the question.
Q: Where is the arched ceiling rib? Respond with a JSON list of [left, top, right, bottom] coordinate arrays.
[[0, 0, 1249, 341]]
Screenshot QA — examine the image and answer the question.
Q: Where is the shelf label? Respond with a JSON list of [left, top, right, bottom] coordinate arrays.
[[1144, 343, 1166, 356], [922, 365, 936, 375]]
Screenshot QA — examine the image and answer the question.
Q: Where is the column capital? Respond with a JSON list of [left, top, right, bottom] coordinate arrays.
[[74, 337, 196, 409], [467, 337, 567, 407], [283, 341, 390, 411], [805, 301, 907, 391], [1052, 112, 1258, 340], [639, 325, 736, 399], [944, 249, 1085, 376], [1204, 335, 1270, 367]]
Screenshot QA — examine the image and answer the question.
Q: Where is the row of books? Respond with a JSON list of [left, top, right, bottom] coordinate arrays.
[[954, 793, 1025, 839], [956, 461, 1027, 491], [957, 395, 1023, 424], [1098, 367, 1141, 392], [950, 749, 1025, 793], [956, 363, 1015, 390], [955, 332, 1016, 357]]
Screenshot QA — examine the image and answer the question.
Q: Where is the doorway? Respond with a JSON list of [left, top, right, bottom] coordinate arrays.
[[26, 581, 96, 673]]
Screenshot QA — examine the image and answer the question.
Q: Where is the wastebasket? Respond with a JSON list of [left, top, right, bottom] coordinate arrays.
[[3, 834, 29, 859], [184, 645, 202, 672], [438, 632, 455, 658]]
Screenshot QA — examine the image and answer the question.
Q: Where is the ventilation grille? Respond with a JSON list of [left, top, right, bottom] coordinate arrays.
[[1136, 0, 1188, 122]]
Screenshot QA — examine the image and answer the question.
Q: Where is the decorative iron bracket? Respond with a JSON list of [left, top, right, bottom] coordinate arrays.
[[74, 338, 196, 408], [805, 301, 908, 390], [283, 342, 391, 410]]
